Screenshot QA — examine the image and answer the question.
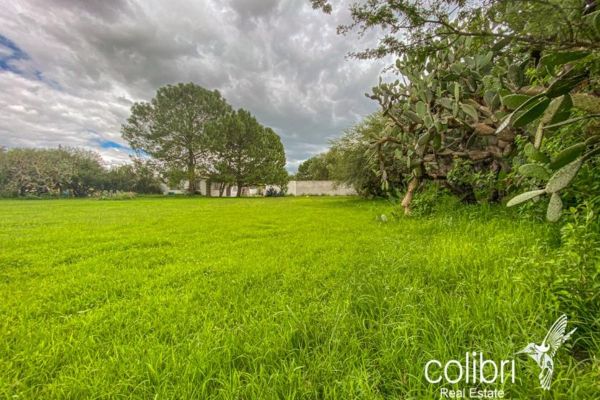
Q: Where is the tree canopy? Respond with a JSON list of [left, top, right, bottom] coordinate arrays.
[[207, 109, 288, 196], [122, 83, 287, 195], [312, 1, 600, 58], [122, 83, 232, 193], [295, 153, 332, 180], [0, 147, 162, 197]]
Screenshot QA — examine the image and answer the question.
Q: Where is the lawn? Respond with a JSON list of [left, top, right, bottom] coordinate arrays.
[[0, 197, 597, 399]]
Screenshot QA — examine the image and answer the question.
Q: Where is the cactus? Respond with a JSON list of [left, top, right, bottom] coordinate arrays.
[[540, 95, 572, 126], [501, 94, 531, 110], [548, 144, 586, 171], [545, 158, 583, 193], [545, 68, 588, 98], [546, 192, 563, 222], [507, 189, 546, 207], [366, 37, 598, 218], [512, 98, 551, 128], [523, 143, 550, 163], [538, 51, 590, 71]]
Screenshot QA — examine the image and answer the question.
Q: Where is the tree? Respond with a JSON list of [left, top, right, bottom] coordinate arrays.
[[207, 109, 288, 196], [257, 127, 289, 190], [311, 1, 600, 59], [0, 147, 106, 197], [121, 83, 232, 193], [0, 147, 167, 197], [105, 158, 163, 194], [0, 147, 7, 193], [329, 113, 406, 197], [68, 148, 106, 196], [295, 153, 331, 180]]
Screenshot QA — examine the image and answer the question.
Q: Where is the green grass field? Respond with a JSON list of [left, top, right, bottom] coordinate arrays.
[[0, 197, 598, 399]]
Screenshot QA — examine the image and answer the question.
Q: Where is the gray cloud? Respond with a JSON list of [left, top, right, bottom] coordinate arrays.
[[0, 0, 386, 171]]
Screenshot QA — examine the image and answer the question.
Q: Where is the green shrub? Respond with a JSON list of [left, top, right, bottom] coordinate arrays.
[[548, 207, 600, 357], [265, 187, 284, 197], [515, 203, 600, 358], [95, 191, 137, 200], [392, 182, 460, 217]]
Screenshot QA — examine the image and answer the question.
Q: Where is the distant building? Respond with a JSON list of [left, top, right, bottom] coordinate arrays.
[[160, 179, 356, 197]]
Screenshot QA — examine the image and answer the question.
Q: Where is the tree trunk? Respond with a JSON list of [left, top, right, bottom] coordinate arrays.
[[187, 146, 197, 194], [401, 177, 420, 215], [219, 183, 225, 197], [187, 164, 196, 194], [236, 181, 243, 197]]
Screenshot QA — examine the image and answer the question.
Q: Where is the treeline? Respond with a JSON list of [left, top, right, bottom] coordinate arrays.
[[1, 82, 289, 198], [0, 147, 162, 197]]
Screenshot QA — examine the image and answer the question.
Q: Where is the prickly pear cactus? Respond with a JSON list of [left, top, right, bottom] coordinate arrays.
[[368, 34, 600, 220]]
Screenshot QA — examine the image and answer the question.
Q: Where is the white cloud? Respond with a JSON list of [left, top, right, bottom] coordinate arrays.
[[0, 0, 386, 170]]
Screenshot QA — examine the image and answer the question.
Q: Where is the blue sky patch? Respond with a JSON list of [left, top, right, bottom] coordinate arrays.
[[0, 34, 29, 73], [0, 33, 60, 88], [99, 140, 131, 151]]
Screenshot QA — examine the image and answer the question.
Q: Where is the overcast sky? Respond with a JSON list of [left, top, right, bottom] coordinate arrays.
[[0, 0, 387, 171]]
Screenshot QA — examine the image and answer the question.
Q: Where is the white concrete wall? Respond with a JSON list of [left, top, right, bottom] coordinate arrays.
[[199, 180, 207, 195], [287, 180, 356, 196], [163, 179, 355, 196]]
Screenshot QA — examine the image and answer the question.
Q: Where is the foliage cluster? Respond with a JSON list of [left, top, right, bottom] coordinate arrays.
[[0, 147, 162, 198], [295, 153, 332, 181]]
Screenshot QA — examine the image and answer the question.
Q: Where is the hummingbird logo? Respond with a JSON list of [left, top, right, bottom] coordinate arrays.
[[517, 314, 576, 390]]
